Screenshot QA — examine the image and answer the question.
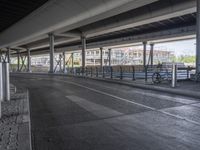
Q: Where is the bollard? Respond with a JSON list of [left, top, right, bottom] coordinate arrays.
[[120, 66, 123, 80], [110, 67, 113, 79], [2, 63, 10, 101], [0, 100, 2, 119], [91, 67, 93, 77], [187, 66, 190, 79], [132, 66, 135, 80], [172, 63, 177, 88], [103, 67, 105, 78], [145, 66, 148, 82]]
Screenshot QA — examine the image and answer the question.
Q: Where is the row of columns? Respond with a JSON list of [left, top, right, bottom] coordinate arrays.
[[36, 0, 200, 74]]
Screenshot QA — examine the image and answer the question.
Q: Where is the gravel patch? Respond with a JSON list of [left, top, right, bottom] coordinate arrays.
[[0, 87, 31, 150]]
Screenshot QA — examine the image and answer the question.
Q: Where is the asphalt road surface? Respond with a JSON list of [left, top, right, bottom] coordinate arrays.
[[11, 74, 200, 150]]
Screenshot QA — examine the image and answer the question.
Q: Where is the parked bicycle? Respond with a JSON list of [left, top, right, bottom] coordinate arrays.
[[152, 64, 172, 84]]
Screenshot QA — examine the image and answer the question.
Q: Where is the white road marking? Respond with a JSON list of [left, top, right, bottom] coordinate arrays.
[[79, 80, 198, 104], [66, 95, 123, 118], [132, 91, 197, 104], [62, 80, 156, 111]]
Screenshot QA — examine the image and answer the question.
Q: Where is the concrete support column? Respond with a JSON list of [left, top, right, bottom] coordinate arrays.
[[0, 63, 2, 118], [17, 50, 20, 72], [108, 49, 111, 66], [0, 63, 2, 101], [2, 63, 10, 101], [143, 42, 147, 67], [63, 52, 66, 73], [27, 49, 31, 72], [71, 53, 74, 69], [100, 47, 103, 69], [0, 50, 2, 63], [7, 48, 10, 63], [81, 36, 86, 73], [197, 0, 200, 73], [49, 33, 55, 73], [150, 43, 154, 67]]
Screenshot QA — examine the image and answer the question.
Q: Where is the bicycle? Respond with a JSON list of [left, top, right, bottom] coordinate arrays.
[[152, 65, 172, 84]]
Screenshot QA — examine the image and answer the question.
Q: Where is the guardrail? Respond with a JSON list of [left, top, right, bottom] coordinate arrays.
[[10, 64, 196, 84], [66, 65, 195, 83]]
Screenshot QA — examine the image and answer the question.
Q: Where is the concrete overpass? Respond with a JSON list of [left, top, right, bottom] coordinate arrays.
[[0, 0, 199, 73], [1, 1, 200, 150]]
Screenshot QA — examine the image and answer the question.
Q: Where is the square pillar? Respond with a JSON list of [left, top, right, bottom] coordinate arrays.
[[2, 63, 10, 101], [63, 52, 66, 73], [150, 43, 154, 67], [143, 42, 147, 67], [81, 36, 86, 73], [17, 50, 20, 72], [0, 63, 2, 118], [100, 47, 103, 68], [71, 53, 74, 69], [49, 33, 55, 73], [27, 49, 32, 72], [7, 48, 10, 63], [197, 0, 200, 73], [108, 48, 111, 66]]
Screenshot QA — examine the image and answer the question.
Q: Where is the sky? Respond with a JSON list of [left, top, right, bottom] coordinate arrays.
[[154, 39, 196, 57]]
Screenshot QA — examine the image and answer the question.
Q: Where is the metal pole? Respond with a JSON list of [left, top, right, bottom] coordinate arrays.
[[17, 50, 20, 72], [2, 63, 10, 101], [27, 49, 31, 72], [81, 36, 86, 74], [172, 63, 177, 88], [108, 49, 111, 67], [49, 33, 55, 73], [197, 0, 200, 73], [150, 43, 154, 67], [143, 41, 147, 67]]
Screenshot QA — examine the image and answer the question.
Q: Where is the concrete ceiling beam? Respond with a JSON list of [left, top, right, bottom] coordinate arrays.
[[0, 0, 158, 48], [84, 0, 196, 38]]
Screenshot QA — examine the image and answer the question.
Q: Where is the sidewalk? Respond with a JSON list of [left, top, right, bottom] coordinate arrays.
[[0, 85, 31, 150], [85, 76, 200, 99]]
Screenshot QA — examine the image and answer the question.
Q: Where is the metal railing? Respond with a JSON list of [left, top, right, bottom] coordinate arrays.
[[65, 65, 195, 84]]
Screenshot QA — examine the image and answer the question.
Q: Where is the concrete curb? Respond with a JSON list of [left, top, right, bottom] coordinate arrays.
[[10, 72, 200, 99], [16, 88, 32, 150]]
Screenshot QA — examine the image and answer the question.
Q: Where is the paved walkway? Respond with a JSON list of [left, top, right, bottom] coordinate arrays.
[[0, 86, 31, 150], [89, 77, 200, 98]]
